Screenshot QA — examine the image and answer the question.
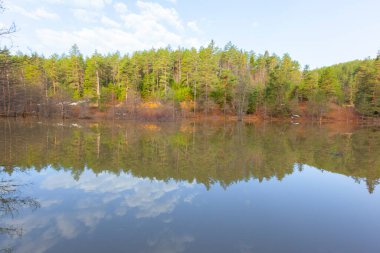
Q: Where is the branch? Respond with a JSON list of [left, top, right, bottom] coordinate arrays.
[[0, 22, 16, 37]]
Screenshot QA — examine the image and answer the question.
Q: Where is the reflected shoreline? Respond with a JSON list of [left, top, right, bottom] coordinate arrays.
[[0, 119, 379, 193]]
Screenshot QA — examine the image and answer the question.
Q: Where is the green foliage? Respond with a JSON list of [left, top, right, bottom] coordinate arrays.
[[318, 67, 341, 100], [1, 43, 379, 118], [299, 65, 318, 101], [247, 88, 263, 114], [171, 81, 191, 102], [354, 59, 380, 116]]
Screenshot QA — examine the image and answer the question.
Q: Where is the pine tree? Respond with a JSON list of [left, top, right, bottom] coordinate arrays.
[[355, 59, 380, 116], [84, 52, 102, 106], [198, 41, 219, 114], [68, 44, 84, 99], [318, 67, 340, 100]]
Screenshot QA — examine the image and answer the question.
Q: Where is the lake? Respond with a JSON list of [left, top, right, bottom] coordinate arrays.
[[0, 120, 380, 253]]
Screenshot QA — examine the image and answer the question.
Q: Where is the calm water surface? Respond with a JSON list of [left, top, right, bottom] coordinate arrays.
[[0, 120, 380, 253]]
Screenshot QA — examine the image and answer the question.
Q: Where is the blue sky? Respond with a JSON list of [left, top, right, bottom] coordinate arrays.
[[1, 0, 379, 68]]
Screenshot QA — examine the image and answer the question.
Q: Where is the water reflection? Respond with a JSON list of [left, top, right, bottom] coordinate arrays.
[[0, 120, 379, 192], [0, 169, 197, 253], [0, 120, 380, 253], [0, 169, 40, 252], [40, 170, 194, 218]]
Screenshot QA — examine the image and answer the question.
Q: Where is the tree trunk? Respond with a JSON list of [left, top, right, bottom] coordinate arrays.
[[6, 71, 10, 116], [194, 81, 197, 117], [205, 82, 209, 116], [96, 69, 100, 109]]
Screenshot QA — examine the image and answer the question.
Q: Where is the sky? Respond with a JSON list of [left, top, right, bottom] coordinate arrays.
[[1, 0, 379, 68]]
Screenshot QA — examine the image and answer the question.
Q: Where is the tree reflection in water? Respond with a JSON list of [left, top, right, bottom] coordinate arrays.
[[0, 120, 380, 253], [0, 168, 40, 252], [1, 120, 379, 193], [1, 120, 380, 192]]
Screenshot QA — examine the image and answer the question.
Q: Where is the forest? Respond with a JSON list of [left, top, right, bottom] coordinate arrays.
[[0, 43, 379, 121]]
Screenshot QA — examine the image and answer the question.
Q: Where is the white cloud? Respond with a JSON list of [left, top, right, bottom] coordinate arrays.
[[34, 1, 203, 55], [101, 16, 121, 28], [187, 21, 201, 33], [37, 27, 139, 54], [113, 2, 128, 14], [6, 1, 204, 55], [44, 0, 112, 9], [72, 8, 100, 23], [74, 0, 113, 9], [128, 0, 184, 31], [10, 5, 60, 20], [34, 8, 60, 20]]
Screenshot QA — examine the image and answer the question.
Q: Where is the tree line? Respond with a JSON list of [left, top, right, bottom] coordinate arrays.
[[0, 43, 379, 120]]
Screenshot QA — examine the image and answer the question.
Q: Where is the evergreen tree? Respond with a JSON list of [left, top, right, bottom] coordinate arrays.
[[68, 44, 84, 99], [355, 59, 380, 116]]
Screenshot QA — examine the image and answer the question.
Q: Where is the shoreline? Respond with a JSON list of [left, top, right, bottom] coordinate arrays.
[[1, 101, 379, 125], [1, 112, 379, 125]]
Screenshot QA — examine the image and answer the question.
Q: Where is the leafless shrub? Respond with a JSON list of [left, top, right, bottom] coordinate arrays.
[[136, 104, 175, 122]]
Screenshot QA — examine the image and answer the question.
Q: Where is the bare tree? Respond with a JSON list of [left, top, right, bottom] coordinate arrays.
[[0, 1, 16, 39]]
